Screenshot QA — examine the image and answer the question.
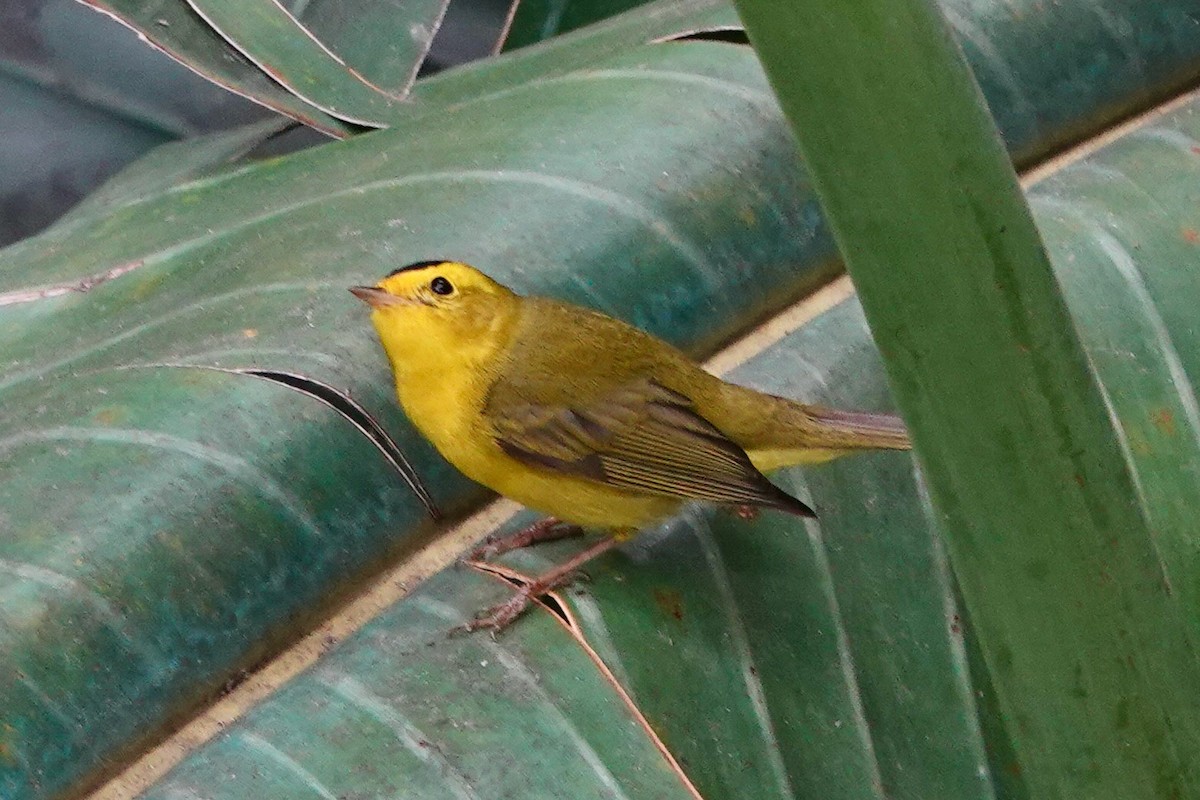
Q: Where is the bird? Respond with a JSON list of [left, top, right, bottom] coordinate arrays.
[[351, 260, 910, 632]]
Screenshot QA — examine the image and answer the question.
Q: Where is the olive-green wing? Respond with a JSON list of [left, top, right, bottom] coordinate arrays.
[[487, 379, 815, 517]]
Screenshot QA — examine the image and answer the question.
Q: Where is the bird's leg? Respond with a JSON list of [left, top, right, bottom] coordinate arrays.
[[459, 536, 620, 635], [466, 516, 583, 561]]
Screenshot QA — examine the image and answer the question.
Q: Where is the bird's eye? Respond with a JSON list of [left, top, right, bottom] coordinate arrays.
[[430, 276, 454, 296]]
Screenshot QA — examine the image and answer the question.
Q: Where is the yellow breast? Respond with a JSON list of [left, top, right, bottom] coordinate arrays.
[[396, 368, 674, 530], [373, 293, 682, 531]]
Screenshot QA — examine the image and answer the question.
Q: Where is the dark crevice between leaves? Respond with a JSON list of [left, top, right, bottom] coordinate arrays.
[[419, 0, 517, 77], [236, 368, 441, 521], [238, 119, 335, 160], [652, 26, 749, 46], [537, 589, 573, 626]]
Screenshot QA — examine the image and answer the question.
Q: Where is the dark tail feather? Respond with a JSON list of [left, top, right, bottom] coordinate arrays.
[[775, 492, 818, 518], [761, 481, 818, 518], [805, 406, 911, 450]]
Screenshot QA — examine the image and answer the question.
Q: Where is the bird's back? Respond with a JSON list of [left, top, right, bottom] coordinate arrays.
[[484, 297, 705, 412], [485, 297, 908, 469]]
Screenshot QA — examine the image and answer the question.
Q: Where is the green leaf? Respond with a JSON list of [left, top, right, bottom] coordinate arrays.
[[939, 0, 1200, 163], [0, 0, 272, 245], [0, 39, 828, 799], [415, 0, 739, 107], [75, 0, 355, 135], [134, 92, 1200, 797], [139, 299, 994, 800], [271, 0, 453, 94], [183, 0, 408, 125], [731, 0, 1200, 796], [0, 365, 453, 793], [1030, 133, 1200, 655], [6, 1, 1200, 797], [1, 0, 267, 133], [54, 118, 292, 225]]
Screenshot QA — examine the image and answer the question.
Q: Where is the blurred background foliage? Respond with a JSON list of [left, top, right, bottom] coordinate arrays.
[[0, 0, 519, 246]]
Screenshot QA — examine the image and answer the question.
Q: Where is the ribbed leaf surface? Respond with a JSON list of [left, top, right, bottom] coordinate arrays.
[[3, 1, 1200, 797]]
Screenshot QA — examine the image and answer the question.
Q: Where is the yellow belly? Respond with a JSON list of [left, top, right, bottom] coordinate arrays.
[[454, 436, 681, 530], [748, 446, 848, 472], [490, 461, 681, 530], [399, 378, 678, 531]]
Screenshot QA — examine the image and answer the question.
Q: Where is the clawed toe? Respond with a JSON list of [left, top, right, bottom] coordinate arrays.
[[453, 593, 533, 637], [454, 536, 620, 636]]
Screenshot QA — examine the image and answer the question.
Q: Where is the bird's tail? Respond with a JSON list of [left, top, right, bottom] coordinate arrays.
[[802, 405, 912, 451], [733, 391, 911, 472], [707, 381, 911, 471]]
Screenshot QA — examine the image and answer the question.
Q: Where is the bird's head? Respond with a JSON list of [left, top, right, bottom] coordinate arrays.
[[351, 260, 519, 378]]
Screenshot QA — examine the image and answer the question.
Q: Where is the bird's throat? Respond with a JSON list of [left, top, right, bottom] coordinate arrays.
[[375, 303, 517, 448]]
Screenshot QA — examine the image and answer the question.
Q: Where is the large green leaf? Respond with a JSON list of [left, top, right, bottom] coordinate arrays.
[[732, 0, 1200, 796], [137, 92, 1200, 798], [181, 0, 412, 125], [4, 1, 1200, 797], [49, 118, 293, 227], [140, 299, 991, 800], [74, 0, 353, 135], [0, 39, 830, 800], [73, 0, 1200, 144], [2, 0, 267, 132], [249, 0, 453, 93]]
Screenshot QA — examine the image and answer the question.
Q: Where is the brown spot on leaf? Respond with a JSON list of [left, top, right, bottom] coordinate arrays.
[[1151, 408, 1176, 436], [734, 505, 759, 521], [652, 588, 684, 622], [1182, 228, 1200, 244], [91, 406, 125, 426]]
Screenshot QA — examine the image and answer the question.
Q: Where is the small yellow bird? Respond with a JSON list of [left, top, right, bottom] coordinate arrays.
[[352, 260, 910, 631]]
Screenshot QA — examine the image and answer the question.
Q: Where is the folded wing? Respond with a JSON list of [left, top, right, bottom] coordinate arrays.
[[487, 378, 815, 517]]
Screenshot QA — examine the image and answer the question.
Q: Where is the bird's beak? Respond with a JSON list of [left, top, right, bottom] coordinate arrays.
[[349, 285, 402, 308]]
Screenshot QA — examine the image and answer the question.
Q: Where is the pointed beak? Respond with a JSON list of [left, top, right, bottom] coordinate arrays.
[[349, 285, 398, 308]]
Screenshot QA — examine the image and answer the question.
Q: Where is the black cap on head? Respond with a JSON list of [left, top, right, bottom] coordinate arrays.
[[386, 259, 449, 278]]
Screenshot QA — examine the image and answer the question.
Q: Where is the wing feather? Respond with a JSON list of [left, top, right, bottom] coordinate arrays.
[[489, 378, 814, 517]]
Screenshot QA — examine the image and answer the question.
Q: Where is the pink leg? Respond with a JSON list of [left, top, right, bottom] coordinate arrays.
[[467, 517, 584, 561], [458, 536, 620, 635]]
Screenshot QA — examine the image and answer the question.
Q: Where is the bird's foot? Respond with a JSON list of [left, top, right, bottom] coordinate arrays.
[[466, 517, 584, 561], [455, 537, 620, 636], [455, 589, 539, 636], [454, 571, 587, 637]]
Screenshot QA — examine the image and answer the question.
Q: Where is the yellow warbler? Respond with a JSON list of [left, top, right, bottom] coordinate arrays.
[[352, 261, 909, 631]]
